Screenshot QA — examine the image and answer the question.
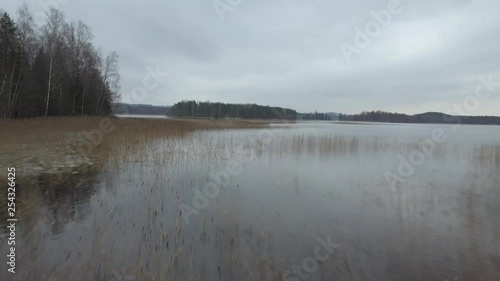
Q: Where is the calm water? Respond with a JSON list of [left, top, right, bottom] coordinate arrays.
[[115, 114, 171, 119], [1, 122, 499, 281]]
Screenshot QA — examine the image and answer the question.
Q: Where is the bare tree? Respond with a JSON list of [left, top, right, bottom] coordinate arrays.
[[98, 51, 120, 114], [0, 5, 121, 118], [41, 8, 64, 116], [0, 12, 20, 117], [63, 20, 95, 114], [17, 4, 38, 64]]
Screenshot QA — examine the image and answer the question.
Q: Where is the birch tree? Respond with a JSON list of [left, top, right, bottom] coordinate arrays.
[[40, 8, 64, 116], [0, 5, 121, 118]]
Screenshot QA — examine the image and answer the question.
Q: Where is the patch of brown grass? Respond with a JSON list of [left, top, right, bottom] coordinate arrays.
[[0, 116, 274, 170]]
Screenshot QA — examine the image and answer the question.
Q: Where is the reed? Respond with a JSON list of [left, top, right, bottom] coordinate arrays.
[[0, 116, 273, 170]]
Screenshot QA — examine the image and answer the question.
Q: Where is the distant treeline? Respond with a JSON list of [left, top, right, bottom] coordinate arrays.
[[112, 103, 171, 115], [298, 112, 332, 120], [339, 111, 500, 125], [0, 6, 120, 118], [171, 100, 298, 119]]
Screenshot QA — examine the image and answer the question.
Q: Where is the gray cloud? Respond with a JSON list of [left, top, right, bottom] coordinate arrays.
[[3, 0, 500, 114]]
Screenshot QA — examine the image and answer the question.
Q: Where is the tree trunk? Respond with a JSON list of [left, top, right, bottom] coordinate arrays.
[[5, 62, 18, 117], [45, 55, 53, 116], [9, 68, 23, 118], [81, 88, 85, 115], [0, 72, 7, 98]]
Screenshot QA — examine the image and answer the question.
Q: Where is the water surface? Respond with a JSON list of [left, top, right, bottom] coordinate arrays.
[[1, 122, 499, 281]]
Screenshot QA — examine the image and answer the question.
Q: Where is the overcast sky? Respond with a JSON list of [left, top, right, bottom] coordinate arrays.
[[3, 0, 500, 114]]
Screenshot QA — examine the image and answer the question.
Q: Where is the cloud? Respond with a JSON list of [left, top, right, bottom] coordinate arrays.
[[4, 0, 500, 114]]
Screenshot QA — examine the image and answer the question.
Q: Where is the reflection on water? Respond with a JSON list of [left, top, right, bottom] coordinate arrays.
[[1, 123, 499, 280]]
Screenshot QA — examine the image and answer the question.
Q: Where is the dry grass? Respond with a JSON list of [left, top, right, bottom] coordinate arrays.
[[0, 116, 277, 233], [0, 116, 275, 172], [0, 116, 272, 139]]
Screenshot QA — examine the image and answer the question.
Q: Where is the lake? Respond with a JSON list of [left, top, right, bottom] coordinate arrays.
[[115, 114, 171, 119], [2, 121, 499, 281]]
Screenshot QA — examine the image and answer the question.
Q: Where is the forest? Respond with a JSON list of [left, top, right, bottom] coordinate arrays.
[[339, 111, 500, 125], [112, 103, 172, 115], [298, 111, 332, 121], [0, 5, 120, 118], [171, 100, 299, 119], [171, 100, 335, 120]]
